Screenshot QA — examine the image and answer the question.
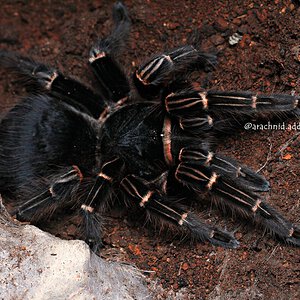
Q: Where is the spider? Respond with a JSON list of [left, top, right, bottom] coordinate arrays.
[[0, 2, 299, 252]]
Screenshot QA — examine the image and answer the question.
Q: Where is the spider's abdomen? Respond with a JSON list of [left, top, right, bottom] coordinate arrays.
[[100, 103, 166, 178], [0, 95, 98, 192]]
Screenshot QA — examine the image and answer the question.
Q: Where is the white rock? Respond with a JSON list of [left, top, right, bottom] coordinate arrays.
[[0, 219, 151, 300]]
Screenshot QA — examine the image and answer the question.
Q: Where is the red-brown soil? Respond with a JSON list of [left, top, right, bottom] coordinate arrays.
[[1, 1, 299, 299]]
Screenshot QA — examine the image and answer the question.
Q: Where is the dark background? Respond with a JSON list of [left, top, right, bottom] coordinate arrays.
[[1, 0, 299, 298]]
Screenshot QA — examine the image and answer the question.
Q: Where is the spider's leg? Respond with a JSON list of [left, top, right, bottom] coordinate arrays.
[[0, 51, 106, 118], [164, 89, 300, 134], [133, 45, 216, 98], [175, 148, 300, 246], [16, 158, 121, 252], [179, 147, 270, 192], [78, 157, 123, 252], [89, 2, 130, 102], [120, 174, 239, 248], [15, 165, 83, 222], [14, 162, 108, 252]]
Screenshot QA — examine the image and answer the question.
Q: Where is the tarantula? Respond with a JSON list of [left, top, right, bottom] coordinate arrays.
[[0, 2, 299, 252]]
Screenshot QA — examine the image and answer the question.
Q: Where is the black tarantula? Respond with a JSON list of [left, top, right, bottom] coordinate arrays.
[[0, 2, 299, 252]]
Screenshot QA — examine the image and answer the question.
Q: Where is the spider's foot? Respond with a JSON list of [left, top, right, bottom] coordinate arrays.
[[186, 213, 240, 248], [205, 229, 240, 249], [80, 207, 104, 253], [260, 205, 300, 247], [284, 225, 300, 247], [86, 237, 103, 253], [112, 1, 130, 24]]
